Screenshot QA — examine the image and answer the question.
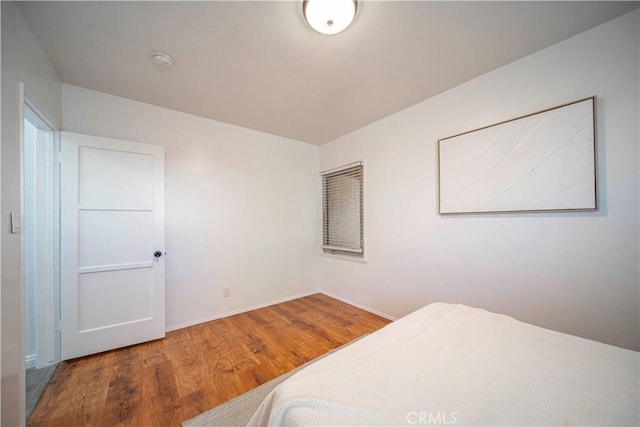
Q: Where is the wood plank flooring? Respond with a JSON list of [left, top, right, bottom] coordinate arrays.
[[28, 293, 391, 427]]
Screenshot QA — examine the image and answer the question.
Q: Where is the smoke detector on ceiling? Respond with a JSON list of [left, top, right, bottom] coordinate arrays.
[[152, 52, 174, 69]]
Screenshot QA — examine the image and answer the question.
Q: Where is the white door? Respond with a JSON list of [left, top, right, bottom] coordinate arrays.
[[60, 132, 165, 360]]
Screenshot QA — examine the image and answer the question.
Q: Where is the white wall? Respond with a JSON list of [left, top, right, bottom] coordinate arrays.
[[319, 10, 640, 351], [1, 2, 63, 425], [62, 85, 320, 331]]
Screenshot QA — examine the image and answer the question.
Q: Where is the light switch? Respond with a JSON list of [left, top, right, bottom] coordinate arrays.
[[10, 212, 19, 234]]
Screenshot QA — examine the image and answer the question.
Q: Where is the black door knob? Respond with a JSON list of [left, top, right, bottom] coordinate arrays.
[[153, 251, 163, 258]]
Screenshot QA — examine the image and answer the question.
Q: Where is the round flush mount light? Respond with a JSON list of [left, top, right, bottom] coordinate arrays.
[[303, 0, 357, 35], [152, 52, 174, 69]]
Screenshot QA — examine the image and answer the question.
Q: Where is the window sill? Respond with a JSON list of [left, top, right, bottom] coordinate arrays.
[[320, 251, 368, 264]]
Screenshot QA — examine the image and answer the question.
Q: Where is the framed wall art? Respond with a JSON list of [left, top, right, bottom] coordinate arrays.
[[437, 97, 597, 215]]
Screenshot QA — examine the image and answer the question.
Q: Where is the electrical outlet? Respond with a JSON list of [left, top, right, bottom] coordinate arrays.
[[223, 288, 231, 298]]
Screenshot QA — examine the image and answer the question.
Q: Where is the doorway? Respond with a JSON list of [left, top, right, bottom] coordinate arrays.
[[23, 101, 60, 419]]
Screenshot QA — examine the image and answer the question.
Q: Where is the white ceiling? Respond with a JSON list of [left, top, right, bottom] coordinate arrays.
[[18, 1, 638, 145]]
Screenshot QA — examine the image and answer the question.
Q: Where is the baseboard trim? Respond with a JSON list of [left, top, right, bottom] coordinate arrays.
[[321, 291, 397, 321], [165, 290, 320, 333], [25, 354, 36, 369]]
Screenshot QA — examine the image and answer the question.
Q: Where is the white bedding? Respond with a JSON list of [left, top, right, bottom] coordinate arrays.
[[248, 303, 639, 426]]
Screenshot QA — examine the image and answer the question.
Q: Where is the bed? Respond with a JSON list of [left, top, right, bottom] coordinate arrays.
[[248, 303, 639, 426]]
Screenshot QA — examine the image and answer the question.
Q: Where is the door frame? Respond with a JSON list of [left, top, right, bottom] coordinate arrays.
[[21, 87, 61, 370]]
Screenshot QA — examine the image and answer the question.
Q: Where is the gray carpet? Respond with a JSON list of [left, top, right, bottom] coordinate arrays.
[[26, 363, 59, 420], [183, 337, 365, 427]]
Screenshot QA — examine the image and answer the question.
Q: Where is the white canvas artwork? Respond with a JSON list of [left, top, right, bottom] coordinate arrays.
[[438, 97, 596, 214]]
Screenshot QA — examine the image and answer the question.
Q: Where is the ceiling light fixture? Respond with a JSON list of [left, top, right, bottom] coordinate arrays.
[[303, 0, 357, 35]]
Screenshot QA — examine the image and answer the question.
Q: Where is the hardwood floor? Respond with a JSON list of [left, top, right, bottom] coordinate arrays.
[[28, 294, 391, 427]]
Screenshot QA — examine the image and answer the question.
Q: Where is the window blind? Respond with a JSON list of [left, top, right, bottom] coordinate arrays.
[[321, 163, 363, 255]]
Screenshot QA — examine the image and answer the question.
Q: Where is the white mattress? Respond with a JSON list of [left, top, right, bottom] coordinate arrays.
[[248, 303, 639, 426]]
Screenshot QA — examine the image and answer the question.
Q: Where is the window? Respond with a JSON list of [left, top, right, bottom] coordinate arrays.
[[321, 162, 364, 257]]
